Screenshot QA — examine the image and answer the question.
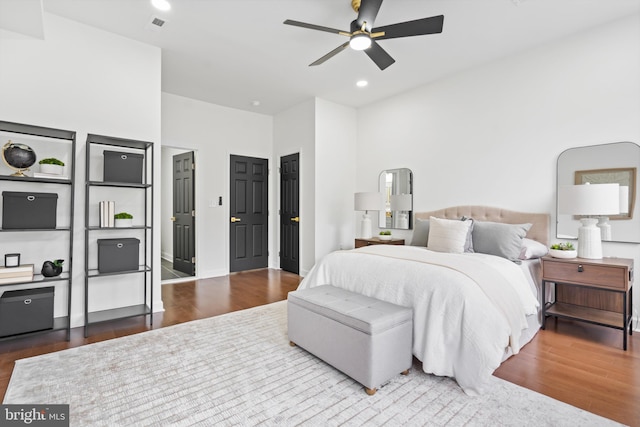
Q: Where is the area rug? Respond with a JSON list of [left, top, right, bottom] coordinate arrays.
[[4, 301, 621, 426]]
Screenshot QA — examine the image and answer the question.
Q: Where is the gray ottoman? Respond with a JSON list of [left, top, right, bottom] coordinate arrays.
[[288, 285, 413, 395]]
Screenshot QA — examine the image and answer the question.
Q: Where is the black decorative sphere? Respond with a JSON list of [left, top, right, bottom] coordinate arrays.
[[2, 141, 37, 170]]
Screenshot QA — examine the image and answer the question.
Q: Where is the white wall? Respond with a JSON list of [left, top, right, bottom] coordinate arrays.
[[161, 92, 273, 278], [315, 99, 357, 258], [357, 14, 640, 322], [0, 13, 162, 327]]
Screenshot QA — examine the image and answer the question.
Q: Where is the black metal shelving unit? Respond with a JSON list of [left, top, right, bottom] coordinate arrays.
[[0, 120, 76, 341], [84, 134, 153, 337]]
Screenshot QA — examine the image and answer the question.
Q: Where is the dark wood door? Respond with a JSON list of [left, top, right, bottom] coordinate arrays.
[[280, 153, 299, 274], [172, 151, 195, 275], [229, 155, 269, 272]]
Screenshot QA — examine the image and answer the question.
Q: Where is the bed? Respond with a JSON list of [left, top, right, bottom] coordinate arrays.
[[297, 206, 550, 395]]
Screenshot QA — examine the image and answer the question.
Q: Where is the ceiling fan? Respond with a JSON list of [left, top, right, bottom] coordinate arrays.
[[284, 0, 444, 70]]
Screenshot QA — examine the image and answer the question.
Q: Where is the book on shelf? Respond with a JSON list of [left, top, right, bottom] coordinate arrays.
[[0, 264, 34, 284], [99, 201, 116, 227], [0, 274, 34, 285], [0, 264, 34, 278]]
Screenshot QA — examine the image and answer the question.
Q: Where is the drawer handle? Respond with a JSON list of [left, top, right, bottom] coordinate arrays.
[[117, 243, 124, 249], [24, 299, 32, 305], [121, 154, 128, 160], [577, 264, 584, 273], [27, 195, 35, 201]]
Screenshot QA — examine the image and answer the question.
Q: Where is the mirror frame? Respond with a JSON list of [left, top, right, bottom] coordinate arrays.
[[556, 141, 640, 243], [378, 168, 413, 230]]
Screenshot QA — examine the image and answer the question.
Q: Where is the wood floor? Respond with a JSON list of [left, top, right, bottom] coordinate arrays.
[[0, 268, 638, 426]]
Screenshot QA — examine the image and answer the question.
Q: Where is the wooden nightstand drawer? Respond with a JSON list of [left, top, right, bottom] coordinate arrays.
[[542, 258, 631, 291], [355, 238, 405, 248]]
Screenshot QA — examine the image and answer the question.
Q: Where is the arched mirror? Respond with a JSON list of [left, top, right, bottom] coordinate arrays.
[[557, 142, 640, 243], [379, 168, 413, 230]]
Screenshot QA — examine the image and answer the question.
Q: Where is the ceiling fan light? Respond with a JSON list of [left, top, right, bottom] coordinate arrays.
[[349, 34, 371, 51], [151, 0, 171, 11]]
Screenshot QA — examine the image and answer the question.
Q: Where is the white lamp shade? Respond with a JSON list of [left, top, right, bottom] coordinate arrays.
[[390, 194, 412, 211], [558, 183, 620, 216], [619, 186, 629, 214], [354, 192, 383, 212]]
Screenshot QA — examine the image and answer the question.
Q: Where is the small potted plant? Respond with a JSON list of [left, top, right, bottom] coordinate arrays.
[[549, 242, 577, 259], [379, 230, 392, 241], [38, 158, 65, 175], [114, 212, 133, 228]]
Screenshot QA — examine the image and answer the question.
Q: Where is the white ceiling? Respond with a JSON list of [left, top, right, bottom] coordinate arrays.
[[10, 0, 640, 114]]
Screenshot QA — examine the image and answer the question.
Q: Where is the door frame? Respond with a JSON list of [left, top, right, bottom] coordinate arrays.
[[161, 145, 198, 283]]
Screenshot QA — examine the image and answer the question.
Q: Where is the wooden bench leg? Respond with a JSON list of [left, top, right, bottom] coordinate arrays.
[[289, 341, 296, 347], [401, 369, 409, 375], [365, 387, 377, 396]]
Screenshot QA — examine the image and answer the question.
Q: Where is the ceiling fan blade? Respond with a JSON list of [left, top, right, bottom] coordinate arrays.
[[373, 15, 444, 40], [364, 40, 395, 70], [309, 41, 350, 66], [283, 19, 347, 35], [356, 0, 383, 32]]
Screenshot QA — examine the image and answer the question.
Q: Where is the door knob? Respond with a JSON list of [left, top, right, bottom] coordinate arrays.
[[231, 217, 242, 223], [170, 216, 176, 222], [291, 216, 300, 223]]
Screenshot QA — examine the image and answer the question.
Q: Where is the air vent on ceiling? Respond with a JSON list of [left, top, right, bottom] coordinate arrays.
[[145, 15, 168, 31], [151, 17, 165, 27]]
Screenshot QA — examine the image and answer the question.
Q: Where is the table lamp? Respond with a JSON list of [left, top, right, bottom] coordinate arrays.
[[390, 194, 412, 229], [558, 183, 620, 258], [354, 192, 383, 239]]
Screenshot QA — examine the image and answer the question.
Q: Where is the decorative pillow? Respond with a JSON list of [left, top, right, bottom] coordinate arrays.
[[460, 216, 474, 253], [409, 218, 430, 246], [472, 221, 532, 260], [427, 216, 473, 254], [519, 238, 548, 260]]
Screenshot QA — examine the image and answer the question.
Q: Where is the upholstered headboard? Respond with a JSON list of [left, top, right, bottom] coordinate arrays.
[[415, 206, 550, 246]]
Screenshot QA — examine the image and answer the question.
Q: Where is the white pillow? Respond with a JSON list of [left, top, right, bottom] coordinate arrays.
[[519, 238, 549, 260], [427, 216, 472, 254]]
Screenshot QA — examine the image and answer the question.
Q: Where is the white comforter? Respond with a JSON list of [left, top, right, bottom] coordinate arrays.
[[297, 245, 539, 395]]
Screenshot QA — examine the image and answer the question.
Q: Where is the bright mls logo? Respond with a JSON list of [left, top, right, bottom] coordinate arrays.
[[0, 405, 69, 426]]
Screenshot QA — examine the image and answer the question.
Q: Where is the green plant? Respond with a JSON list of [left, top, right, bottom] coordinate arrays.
[[379, 230, 391, 236], [53, 259, 64, 267], [114, 212, 133, 219], [550, 242, 575, 251], [38, 157, 65, 166]]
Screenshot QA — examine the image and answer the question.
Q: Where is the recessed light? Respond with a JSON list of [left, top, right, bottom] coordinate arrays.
[[251, 100, 261, 107], [151, 0, 171, 12], [356, 80, 368, 88]]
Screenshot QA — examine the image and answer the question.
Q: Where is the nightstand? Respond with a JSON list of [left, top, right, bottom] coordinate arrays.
[[541, 256, 634, 350], [355, 238, 405, 248]]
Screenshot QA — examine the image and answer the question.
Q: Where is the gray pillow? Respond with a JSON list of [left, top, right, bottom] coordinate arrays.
[[472, 222, 532, 260], [409, 218, 430, 246]]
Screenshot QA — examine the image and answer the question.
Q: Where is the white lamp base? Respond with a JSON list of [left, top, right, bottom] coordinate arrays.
[[397, 213, 408, 229], [578, 218, 602, 259], [597, 216, 612, 240], [360, 213, 372, 239]]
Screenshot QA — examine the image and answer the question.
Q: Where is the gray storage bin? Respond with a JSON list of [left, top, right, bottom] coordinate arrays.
[[103, 150, 144, 184], [2, 191, 58, 229], [0, 287, 54, 337], [97, 238, 140, 273]]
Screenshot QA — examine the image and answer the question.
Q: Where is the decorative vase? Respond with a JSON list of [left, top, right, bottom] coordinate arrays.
[[41, 260, 63, 277], [40, 163, 64, 175], [549, 249, 577, 259], [115, 218, 133, 228]]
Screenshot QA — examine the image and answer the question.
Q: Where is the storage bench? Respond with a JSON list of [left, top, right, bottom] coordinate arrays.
[[288, 285, 413, 395]]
